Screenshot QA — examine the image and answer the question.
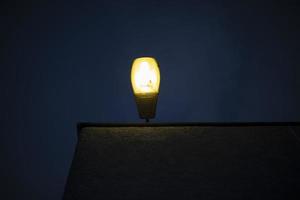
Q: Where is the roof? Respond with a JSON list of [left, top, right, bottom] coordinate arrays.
[[64, 123, 300, 200]]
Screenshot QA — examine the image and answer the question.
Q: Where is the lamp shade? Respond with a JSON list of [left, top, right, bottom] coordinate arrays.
[[131, 57, 160, 121]]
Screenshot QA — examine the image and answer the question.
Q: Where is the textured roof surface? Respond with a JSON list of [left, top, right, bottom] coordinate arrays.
[[64, 124, 300, 200]]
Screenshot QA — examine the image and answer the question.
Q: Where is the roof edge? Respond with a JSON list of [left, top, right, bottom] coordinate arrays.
[[77, 121, 300, 134]]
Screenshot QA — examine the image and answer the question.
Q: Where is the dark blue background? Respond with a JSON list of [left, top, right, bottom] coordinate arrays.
[[1, 1, 299, 199]]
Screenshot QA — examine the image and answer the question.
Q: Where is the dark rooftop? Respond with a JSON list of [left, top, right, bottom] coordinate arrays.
[[64, 123, 300, 200]]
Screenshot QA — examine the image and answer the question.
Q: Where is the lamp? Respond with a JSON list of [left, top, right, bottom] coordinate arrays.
[[131, 57, 160, 122]]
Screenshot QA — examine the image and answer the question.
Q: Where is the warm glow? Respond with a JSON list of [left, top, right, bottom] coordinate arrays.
[[131, 57, 160, 94]]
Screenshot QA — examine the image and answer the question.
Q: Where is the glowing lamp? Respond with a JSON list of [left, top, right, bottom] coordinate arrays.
[[131, 57, 160, 122]]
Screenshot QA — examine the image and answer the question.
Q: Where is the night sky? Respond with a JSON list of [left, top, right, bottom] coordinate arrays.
[[1, 1, 300, 199]]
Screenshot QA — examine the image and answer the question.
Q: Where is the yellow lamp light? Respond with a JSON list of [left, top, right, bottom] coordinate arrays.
[[131, 57, 160, 122]]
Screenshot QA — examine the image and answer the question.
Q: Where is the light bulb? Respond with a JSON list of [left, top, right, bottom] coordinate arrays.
[[131, 57, 160, 121], [131, 57, 160, 94]]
